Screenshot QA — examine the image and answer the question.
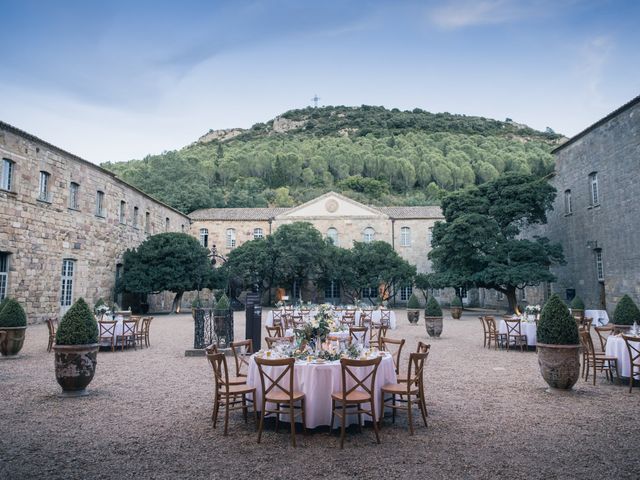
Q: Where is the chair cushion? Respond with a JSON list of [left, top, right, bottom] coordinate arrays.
[[331, 391, 371, 403], [265, 391, 305, 402]]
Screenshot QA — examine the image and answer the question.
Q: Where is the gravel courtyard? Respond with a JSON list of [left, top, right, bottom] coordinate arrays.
[[1, 309, 638, 479]]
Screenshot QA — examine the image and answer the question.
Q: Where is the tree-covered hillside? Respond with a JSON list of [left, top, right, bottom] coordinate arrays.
[[102, 105, 563, 213]]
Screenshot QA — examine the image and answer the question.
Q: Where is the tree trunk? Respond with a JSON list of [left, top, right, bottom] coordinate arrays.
[[172, 291, 183, 313], [505, 287, 517, 314]]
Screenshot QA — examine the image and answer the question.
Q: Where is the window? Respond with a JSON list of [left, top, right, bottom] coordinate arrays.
[[38, 171, 51, 202], [564, 189, 572, 214], [181, 224, 185, 232], [589, 172, 599, 205], [200, 228, 209, 247], [399, 285, 412, 301], [0, 253, 8, 300], [95, 191, 105, 217], [1, 159, 14, 191], [326, 227, 338, 246], [119, 201, 126, 224], [325, 280, 340, 299], [253, 228, 264, 240], [60, 259, 75, 307], [400, 227, 411, 246], [363, 227, 375, 243], [69, 182, 80, 210], [226, 228, 236, 248], [361, 286, 378, 298], [165, 217, 170, 231], [458, 287, 468, 299], [431, 288, 441, 297], [145, 212, 150, 233], [595, 250, 604, 281], [133, 206, 139, 228]]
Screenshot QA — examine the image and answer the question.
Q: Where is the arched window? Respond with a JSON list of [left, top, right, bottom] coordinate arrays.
[[327, 227, 338, 246], [200, 228, 209, 247], [363, 227, 375, 243], [226, 228, 236, 248], [400, 227, 411, 246], [253, 228, 264, 239], [589, 172, 599, 205], [564, 189, 572, 214]]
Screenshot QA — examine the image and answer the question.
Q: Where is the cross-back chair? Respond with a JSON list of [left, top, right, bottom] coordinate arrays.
[[348, 326, 368, 346], [380, 336, 405, 375], [359, 309, 373, 327], [255, 356, 306, 447], [340, 312, 356, 328], [46, 317, 58, 352], [485, 317, 505, 349], [478, 316, 489, 348], [367, 323, 388, 349], [207, 352, 256, 435], [594, 324, 614, 352], [416, 341, 431, 354], [119, 319, 138, 351], [504, 318, 528, 351], [230, 340, 253, 379], [135, 316, 153, 348], [271, 310, 284, 329], [330, 356, 382, 449], [264, 336, 295, 349], [379, 309, 392, 327], [98, 320, 117, 352], [265, 325, 283, 338], [579, 330, 618, 385], [621, 334, 640, 393]]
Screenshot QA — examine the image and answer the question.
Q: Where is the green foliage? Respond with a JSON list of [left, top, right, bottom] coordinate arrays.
[[407, 293, 420, 309], [428, 174, 564, 312], [0, 298, 27, 327], [537, 294, 579, 345], [215, 294, 230, 311], [425, 296, 443, 317], [570, 296, 585, 310], [55, 298, 99, 345], [120, 233, 214, 295], [613, 294, 640, 326], [102, 106, 558, 212], [191, 297, 204, 308], [451, 296, 463, 308]]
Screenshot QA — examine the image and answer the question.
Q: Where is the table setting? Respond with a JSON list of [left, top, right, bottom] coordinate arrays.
[[605, 322, 640, 379]]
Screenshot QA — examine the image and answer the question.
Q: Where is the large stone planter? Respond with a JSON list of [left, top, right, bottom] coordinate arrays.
[[407, 309, 420, 325], [425, 316, 443, 338], [451, 307, 462, 320], [537, 343, 581, 390], [0, 326, 27, 357], [53, 344, 99, 396]]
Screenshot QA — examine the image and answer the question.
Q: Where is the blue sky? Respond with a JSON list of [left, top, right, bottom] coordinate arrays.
[[1, 0, 638, 164]]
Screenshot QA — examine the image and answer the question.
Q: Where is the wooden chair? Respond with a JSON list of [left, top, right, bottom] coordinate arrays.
[[348, 326, 368, 346], [271, 310, 284, 329], [255, 356, 306, 447], [621, 334, 640, 393], [207, 352, 256, 435], [359, 309, 373, 327], [504, 318, 528, 351], [340, 312, 356, 328], [478, 316, 489, 348], [380, 352, 429, 435], [46, 317, 58, 352], [416, 341, 431, 354], [265, 325, 282, 338], [138, 316, 153, 347], [380, 336, 405, 375], [485, 317, 505, 350], [579, 330, 618, 385], [581, 317, 593, 331], [119, 319, 138, 351], [230, 340, 253, 379], [368, 324, 388, 350], [264, 336, 295, 349], [98, 320, 117, 352], [379, 310, 392, 327], [330, 357, 382, 449], [594, 325, 614, 352], [291, 314, 306, 329]]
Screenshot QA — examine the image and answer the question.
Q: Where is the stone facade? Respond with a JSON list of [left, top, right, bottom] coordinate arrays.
[[189, 192, 445, 305], [0, 121, 190, 324]]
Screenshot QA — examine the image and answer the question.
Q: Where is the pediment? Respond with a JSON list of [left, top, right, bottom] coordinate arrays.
[[276, 192, 386, 219]]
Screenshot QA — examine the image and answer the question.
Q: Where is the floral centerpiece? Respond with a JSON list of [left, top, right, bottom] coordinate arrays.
[[524, 305, 541, 321], [296, 304, 334, 349]]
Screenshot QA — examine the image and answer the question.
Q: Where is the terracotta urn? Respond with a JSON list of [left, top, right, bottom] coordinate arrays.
[[425, 316, 443, 338], [53, 344, 99, 396], [0, 326, 27, 356], [537, 343, 581, 390]]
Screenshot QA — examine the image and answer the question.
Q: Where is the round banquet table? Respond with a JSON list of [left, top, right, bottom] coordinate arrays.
[[605, 335, 640, 379], [498, 320, 537, 346], [98, 317, 125, 347], [266, 308, 397, 329], [246, 353, 397, 429]]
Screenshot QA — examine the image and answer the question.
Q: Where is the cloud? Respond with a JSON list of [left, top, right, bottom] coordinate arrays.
[[426, 0, 549, 29]]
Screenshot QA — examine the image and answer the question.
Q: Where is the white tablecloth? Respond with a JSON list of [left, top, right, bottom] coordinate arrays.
[[585, 310, 609, 326], [499, 320, 537, 346], [98, 319, 124, 347], [246, 353, 397, 428], [605, 335, 639, 379], [266, 309, 397, 329]]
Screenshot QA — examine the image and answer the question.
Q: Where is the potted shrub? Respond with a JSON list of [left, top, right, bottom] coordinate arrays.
[[0, 298, 28, 357], [536, 294, 580, 390], [612, 294, 640, 333], [213, 294, 233, 348], [191, 296, 204, 318], [450, 296, 463, 320], [53, 298, 99, 396], [424, 296, 443, 338], [406, 293, 421, 325], [570, 296, 585, 321]]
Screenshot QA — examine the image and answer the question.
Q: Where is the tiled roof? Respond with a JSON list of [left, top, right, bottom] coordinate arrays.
[[189, 207, 291, 221], [377, 206, 443, 219]]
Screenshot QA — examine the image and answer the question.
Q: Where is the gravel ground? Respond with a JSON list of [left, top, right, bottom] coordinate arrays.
[[1, 309, 639, 480]]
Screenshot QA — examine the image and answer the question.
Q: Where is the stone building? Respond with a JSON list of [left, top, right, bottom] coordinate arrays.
[[543, 95, 640, 312], [0, 121, 190, 324], [189, 191, 444, 304]]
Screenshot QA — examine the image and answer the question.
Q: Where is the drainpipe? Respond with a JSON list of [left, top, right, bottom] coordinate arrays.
[[391, 218, 395, 249]]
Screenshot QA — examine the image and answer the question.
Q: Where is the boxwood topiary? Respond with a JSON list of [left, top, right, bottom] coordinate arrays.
[[613, 294, 640, 326], [407, 293, 420, 309], [55, 298, 99, 345], [0, 298, 27, 327], [537, 294, 579, 345], [425, 296, 443, 317], [215, 294, 230, 311], [570, 296, 585, 310], [451, 296, 463, 308]]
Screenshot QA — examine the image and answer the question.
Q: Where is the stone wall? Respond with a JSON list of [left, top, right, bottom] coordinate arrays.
[[0, 123, 190, 324]]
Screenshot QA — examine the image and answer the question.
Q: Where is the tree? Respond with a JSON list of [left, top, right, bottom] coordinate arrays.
[[428, 173, 564, 313], [120, 233, 214, 313]]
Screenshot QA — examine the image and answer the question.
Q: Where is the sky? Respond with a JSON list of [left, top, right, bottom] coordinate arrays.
[[1, 0, 639, 164]]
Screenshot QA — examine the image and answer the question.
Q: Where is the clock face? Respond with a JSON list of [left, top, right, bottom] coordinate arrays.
[[325, 199, 339, 213]]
